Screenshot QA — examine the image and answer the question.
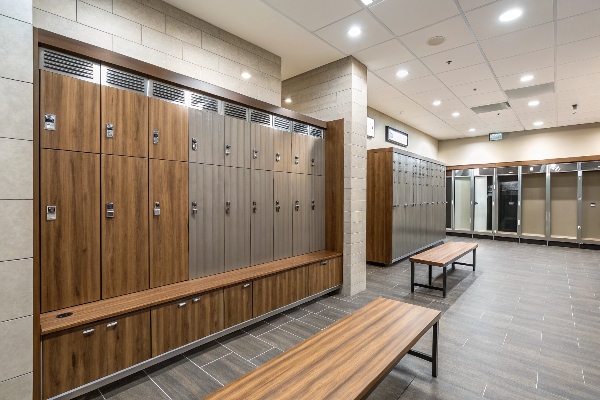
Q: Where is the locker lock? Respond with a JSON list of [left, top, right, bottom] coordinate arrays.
[[154, 202, 161, 216], [252, 201, 258, 213], [191, 201, 198, 215], [106, 123, 114, 138], [226, 201, 231, 215], [275, 200, 280, 213], [311, 158, 315, 167], [46, 206, 57, 221], [106, 202, 115, 218], [295, 200, 300, 211], [253, 149, 259, 159], [276, 153, 281, 162], [295, 155, 299, 165], [153, 130, 159, 145], [311, 200, 315, 210], [225, 144, 231, 155], [44, 114, 56, 131], [192, 138, 198, 151]]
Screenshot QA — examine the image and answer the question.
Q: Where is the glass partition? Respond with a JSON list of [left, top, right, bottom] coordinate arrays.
[[454, 173, 471, 231], [473, 171, 493, 233], [521, 165, 546, 238], [582, 169, 600, 242], [550, 164, 578, 240], [497, 167, 518, 234]]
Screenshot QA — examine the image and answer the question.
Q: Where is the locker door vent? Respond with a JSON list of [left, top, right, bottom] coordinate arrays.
[[310, 127, 324, 138], [151, 81, 186, 104], [190, 93, 219, 113], [273, 116, 291, 131], [224, 103, 248, 120], [41, 49, 98, 82], [292, 122, 309, 135], [104, 67, 146, 93], [250, 110, 272, 126]]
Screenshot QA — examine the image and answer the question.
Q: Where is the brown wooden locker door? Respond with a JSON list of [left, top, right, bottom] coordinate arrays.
[[287, 266, 309, 304], [149, 97, 188, 161], [273, 130, 293, 172], [292, 133, 309, 174], [224, 167, 251, 271], [251, 123, 274, 171], [313, 137, 325, 176], [252, 272, 285, 317], [41, 149, 100, 313], [309, 257, 342, 296], [101, 85, 148, 157], [189, 108, 225, 165], [104, 312, 151, 375], [224, 282, 253, 328], [151, 300, 191, 356], [292, 173, 311, 256], [225, 116, 250, 168], [273, 172, 293, 261], [251, 169, 274, 266], [189, 289, 224, 342], [310, 175, 326, 252], [149, 159, 188, 288], [40, 70, 100, 153], [190, 163, 225, 279], [101, 155, 149, 298]]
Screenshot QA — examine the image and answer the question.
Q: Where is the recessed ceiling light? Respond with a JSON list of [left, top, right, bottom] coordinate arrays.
[[361, 0, 373, 4], [348, 27, 361, 37], [432, 100, 441, 106], [452, 112, 460, 117], [499, 8, 523, 22], [528, 100, 540, 107], [533, 121, 543, 126], [285, 98, 292, 103], [469, 128, 476, 132], [241, 72, 251, 79], [396, 69, 409, 78], [520, 75, 534, 82]]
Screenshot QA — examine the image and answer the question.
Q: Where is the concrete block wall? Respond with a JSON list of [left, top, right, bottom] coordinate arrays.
[[0, 0, 34, 398], [32, 0, 283, 106], [282, 57, 368, 296]]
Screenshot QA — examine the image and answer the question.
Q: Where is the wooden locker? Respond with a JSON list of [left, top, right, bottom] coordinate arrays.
[[149, 159, 188, 288], [293, 173, 311, 256], [310, 175, 326, 252], [189, 289, 224, 342], [41, 149, 100, 313], [273, 129, 293, 173], [309, 257, 342, 296], [288, 266, 309, 303], [224, 282, 253, 328], [251, 169, 274, 266], [151, 299, 191, 356], [312, 137, 325, 176], [40, 70, 100, 153], [225, 116, 250, 168], [292, 134, 310, 174], [274, 172, 293, 261], [251, 123, 275, 171], [253, 272, 285, 317], [104, 312, 151, 376], [225, 167, 251, 271], [149, 97, 188, 162], [101, 155, 149, 298], [189, 108, 225, 165], [189, 163, 225, 279], [101, 85, 148, 157]]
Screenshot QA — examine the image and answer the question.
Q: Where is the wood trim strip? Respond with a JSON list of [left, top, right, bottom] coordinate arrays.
[[40, 251, 341, 335], [447, 155, 600, 170], [36, 29, 327, 129], [325, 119, 344, 253]]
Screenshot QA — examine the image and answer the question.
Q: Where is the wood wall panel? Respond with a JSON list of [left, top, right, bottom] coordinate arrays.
[[149, 97, 188, 162], [104, 312, 151, 376], [309, 257, 342, 296], [366, 150, 393, 264], [189, 289, 224, 342], [224, 282, 253, 329], [325, 119, 344, 253], [151, 300, 190, 357]]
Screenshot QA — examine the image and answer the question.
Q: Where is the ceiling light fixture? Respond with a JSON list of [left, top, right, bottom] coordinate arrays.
[[241, 72, 251, 79], [361, 0, 373, 5], [528, 100, 540, 106], [396, 69, 409, 78], [348, 27, 362, 37], [285, 98, 292, 103], [533, 121, 543, 126], [432, 100, 441, 106], [499, 8, 523, 22], [520, 75, 534, 82], [426, 36, 446, 46], [452, 112, 460, 117], [469, 128, 476, 132]]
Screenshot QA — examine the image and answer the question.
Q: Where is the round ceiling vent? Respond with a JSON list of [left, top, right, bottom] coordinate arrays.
[[426, 36, 446, 46]]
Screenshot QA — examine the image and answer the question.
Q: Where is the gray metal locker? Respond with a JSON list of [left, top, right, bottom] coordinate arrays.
[[251, 169, 274, 265], [189, 163, 225, 279], [292, 173, 311, 256], [273, 130, 293, 173], [274, 172, 293, 260], [312, 137, 326, 176], [251, 123, 274, 171], [189, 108, 225, 165], [225, 116, 250, 169], [224, 166, 251, 271], [292, 133, 310, 174], [310, 175, 326, 252]]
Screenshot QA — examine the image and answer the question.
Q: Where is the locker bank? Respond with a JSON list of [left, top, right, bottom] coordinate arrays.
[[1, 1, 599, 399]]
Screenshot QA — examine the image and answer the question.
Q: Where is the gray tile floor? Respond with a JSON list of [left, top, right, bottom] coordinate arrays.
[[78, 238, 600, 399]]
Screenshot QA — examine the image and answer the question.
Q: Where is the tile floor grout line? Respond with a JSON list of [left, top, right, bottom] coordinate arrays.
[[142, 370, 173, 400], [188, 348, 232, 368], [184, 355, 226, 387]]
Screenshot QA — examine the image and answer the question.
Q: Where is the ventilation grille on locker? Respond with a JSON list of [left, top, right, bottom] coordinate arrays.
[[224, 103, 248, 120], [42, 50, 95, 80], [105, 68, 146, 93], [311, 127, 324, 138], [273, 116, 291, 131], [152, 81, 185, 104], [293, 122, 309, 135], [250, 110, 271, 126], [190, 93, 218, 113]]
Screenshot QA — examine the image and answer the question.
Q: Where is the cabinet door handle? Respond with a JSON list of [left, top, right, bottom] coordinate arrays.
[[225, 144, 231, 155], [83, 329, 94, 335], [321, 260, 328, 265], [192, 297, 201, 303], [226, 201, 231, 215], [178, 302, 187, 308], [106, 322, 117, 328], [243, 283, 250, 288], [295, 200, 300, 211]]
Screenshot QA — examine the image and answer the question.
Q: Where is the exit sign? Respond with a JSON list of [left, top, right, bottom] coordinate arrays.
[[489, 132, 503, 141]]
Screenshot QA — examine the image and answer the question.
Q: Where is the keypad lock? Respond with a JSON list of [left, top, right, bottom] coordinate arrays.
[[226, 201, 231, 215], [275, 153, 281, 162], [154, 202, 161, 216], [253, 149, 259, 159], [191, 201, 198, 215], [295, 155, 299, 165], [295, 200, 300, 211], [153, 130, 159, 145], [106, 123, 114, 138], [225, 144, 231, 155], [106, 202, 115, 218], [192, 138, 198, 151], [275, 200, 280, 212], [311, 200, 315, 210], [311, 158, 315, 167], [46, 206, 57, 221], [252, 201, 257, 213], [44, 114, 56, 131]]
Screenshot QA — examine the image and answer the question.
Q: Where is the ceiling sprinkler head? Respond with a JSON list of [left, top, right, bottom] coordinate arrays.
[[572, 104, 578, 114], [446, 60, 452, 65]]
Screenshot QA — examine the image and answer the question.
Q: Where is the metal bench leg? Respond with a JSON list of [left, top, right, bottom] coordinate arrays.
[[432, 321, 438, 377], [442, 266, 447, 298], [428, 265, 432, 285], [411, 262, 415, 292], [473, 248, 476, 271]]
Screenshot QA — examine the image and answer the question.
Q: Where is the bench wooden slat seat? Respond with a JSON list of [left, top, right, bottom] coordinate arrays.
[[205, 298, 441, 400]]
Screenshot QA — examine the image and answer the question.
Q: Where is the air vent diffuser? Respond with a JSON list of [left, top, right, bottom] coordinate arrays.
[[224, 103, 248, 120], [273, 116, 291, 131], [152, 81, 185, 104], [310, 127, 324, 138], [293, 122, 309, 135], [471, 102, 511, 114], [190, 93, 218, 113], [105, 68, 146, 93], [42, 50, 97, 81], [250, 110, 271, 126]]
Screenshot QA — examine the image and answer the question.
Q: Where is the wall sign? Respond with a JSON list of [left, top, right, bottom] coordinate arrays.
[[489, 132, 503, 141], [386, 126, 408, 147], [367, 117, 375, 138]]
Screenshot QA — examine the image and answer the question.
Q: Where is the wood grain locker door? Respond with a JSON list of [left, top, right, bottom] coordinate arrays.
[[310, 175, 326, 252], [312, 137, 325, 176], [252, 272, 285, 317], [292, 173, 311, 256], [104, 312, 151, 376], [189, 289, 224, 342], [101, 155, 149, 299], [251, 123, 274, 171], [273, 130, 293, 172], [225, 116, 250, 168], [224, 282, 253, 328], [189, 108, 225, 165], [40, 70, 100, 153], [101, 85, 148, 157], [251, 169, 274, 266], [151, 300, 191, 356], [41, 149, 100, 313], [149, 159, 188, 288], [149, 97, 188, 161], [190, 163, 225, 279], [273, 172, 293, 261], [287, 266, 309, 304], [225, 167, 251, 271], [292, 134, 309, 174]]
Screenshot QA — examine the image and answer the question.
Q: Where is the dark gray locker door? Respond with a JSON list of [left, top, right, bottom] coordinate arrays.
[[310, 175, 326, 252], [251, 169, 274, 265], [225, 116, 250, 169], [313, 137, 325, 176], [251, 123, 274, 171], [274, 172, 293, 260], [273, 130, 293, 173], [225, 167, 251, 271], [293, 173, 311, 256], [190, 163, 225, 279], [292, 134, 309, 174], [189, 108, 225, 165]]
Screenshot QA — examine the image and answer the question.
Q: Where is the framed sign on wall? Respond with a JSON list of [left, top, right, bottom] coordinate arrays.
[[386, 126, 408, 147], [367, 117, 375, 138]]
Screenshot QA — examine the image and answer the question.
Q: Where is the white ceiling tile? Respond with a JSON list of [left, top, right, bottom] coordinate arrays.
[[557, 8, 600, 45], [368, 84, 407, 101], [437, 63, 495, 87], [393, 75, 446, 95], [557, 72, 600, 92], [264, 0, 362, 31], [556, 56, 600, 81], [489, 48, 554, 77], [479, 23, 554, 61], [513, 109, 556, 122], [557, 36, 600, 65], [557, 0, 600, 20], [376, 59, 432, 84], [435, 107, 479, 122], [398, 105, 435, 118], [556, 84, 600, 102], [509, 92, 556, 108], [489, 125, 524, 133], [353, 40, 415, 70], [497, 66, 554, 90], [370, 0, 459, 37], [400, 16, 474, 58], [478, 108, 520, 123], [420, 97, 466, 113], [557, 92, 600, 110], [452, 121, 491, 133], [411, 87, 457, 104], [557, 116, 600, 127], [314, 10, 394, 54], [420, 43, 487, 74], [465, 0, 553, 41], [460, 91, 508, 108], [449, 78, 503, 97], [367, 70, 388, 89], [457, 0, 496, 12]]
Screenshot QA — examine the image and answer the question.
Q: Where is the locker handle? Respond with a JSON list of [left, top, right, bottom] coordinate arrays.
[[243, 283, 251, 288], [311, 200, 315, 210], [178, 302, 187, 308], [192, 201, 198, 215], [226, 201, 231, 215], [295, 155, 299, 165], [83, 329, 94, 335], [106, 322, 117, 328], [275, 200, 280, 212], [153, 130, 159, 145], [106, 123, 114, 138], [253, 149, 259, 159], [311, 158, 315, 167], [154, 202, 161, 216], [253, 201, 257, 213], [225, 144, 231, 155], [275, 152, 281, 162], [192, 297, 201, 303], [295, 200, 300, 211], [192, 138, 198, 151], [321, 261, 328, 265]]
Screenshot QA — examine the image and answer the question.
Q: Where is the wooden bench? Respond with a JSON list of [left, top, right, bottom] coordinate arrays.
[[410, 242, 478, 297], [205, 298, 441, 400]]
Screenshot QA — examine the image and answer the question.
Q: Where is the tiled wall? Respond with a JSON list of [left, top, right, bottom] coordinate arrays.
[[32, 0, 283, 106], [282, 57, 368, 296], [0, 0, 34, 399]]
